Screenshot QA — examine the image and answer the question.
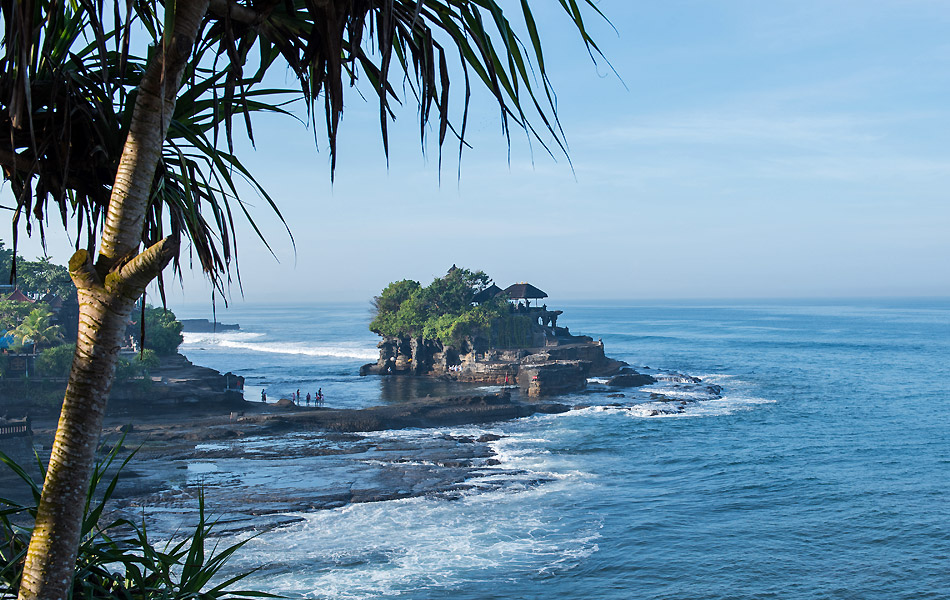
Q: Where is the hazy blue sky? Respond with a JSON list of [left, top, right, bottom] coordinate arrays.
[[6, 1, 950, 304]]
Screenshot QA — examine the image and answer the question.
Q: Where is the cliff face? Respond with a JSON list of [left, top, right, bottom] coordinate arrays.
[[360, 331, 627, 397]]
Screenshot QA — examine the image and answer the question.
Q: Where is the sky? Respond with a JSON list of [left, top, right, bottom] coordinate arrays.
[[4, 0, 950, 305]]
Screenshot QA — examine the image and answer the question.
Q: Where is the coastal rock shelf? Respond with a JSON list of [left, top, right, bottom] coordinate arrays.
[[360, 331, 630, 397]]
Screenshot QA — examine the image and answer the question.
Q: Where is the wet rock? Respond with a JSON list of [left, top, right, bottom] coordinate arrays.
[[518, 361, 591, 396], [476, 433, 503, 443], [606, 372, 657, 388]]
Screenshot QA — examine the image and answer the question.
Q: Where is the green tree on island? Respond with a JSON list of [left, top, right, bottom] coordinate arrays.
[[371, 267, 532, 349], [0, 2, 608, 599]]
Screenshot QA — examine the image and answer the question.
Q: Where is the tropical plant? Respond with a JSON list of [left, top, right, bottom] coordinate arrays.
[[0, 444, 269, 600], [35, 344, 76, 378], [0, 245, 81, 340], [137, 306, 184, 356], [370, 267, 508, 347], [0, 300, 47, 333], [13, 256, 74, 300], [11, 308, 63, 354], [1, 2, 608, 599], [114, 349, 160, 382]]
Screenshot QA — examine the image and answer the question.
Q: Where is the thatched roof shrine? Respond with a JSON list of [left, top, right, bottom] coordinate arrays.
[[472, 284, 503, 304], [503, 283, 548, 300]]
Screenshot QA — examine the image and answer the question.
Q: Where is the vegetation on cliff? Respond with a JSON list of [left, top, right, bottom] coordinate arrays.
[[371, 268, 500, 346], [370, 268, 534, 349], [136, 306, 185, 356]]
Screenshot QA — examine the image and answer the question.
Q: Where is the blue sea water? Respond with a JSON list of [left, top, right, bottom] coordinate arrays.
[[174, 298, 950, 600]]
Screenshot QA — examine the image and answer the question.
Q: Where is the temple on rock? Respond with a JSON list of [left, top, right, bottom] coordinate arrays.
[[361, 269, 628, 396]]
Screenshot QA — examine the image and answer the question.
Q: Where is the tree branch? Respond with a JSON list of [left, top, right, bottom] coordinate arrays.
[[68, 249, 100, 291], [115, 235, 180, 295]]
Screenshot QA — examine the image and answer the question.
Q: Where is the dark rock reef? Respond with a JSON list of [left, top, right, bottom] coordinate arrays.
[[179, 318, 240, 332]]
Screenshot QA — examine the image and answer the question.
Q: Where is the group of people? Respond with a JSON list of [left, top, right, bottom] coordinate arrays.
[[260, 388, 324, 406], [300, 388, 324, 406]]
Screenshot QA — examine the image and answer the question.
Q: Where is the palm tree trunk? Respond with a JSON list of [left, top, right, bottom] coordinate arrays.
[[16, 3, 209, 599]]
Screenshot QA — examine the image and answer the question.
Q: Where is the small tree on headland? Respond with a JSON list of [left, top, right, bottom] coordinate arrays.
[[138, 306, 185, 356], [1, 2, 610, 599]]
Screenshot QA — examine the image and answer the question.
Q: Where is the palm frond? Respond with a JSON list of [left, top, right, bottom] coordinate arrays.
[[0, 0, 611, 295]]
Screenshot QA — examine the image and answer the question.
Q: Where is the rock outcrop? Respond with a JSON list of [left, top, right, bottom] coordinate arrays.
[[361, 330, 627, 397], [254, 391, 570, 432], [110, 353, 245, 409], [179, 318, 240, 332], [606, 371, 657, 388]]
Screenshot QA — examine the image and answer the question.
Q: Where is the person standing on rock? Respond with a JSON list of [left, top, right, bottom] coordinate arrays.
[[261, 389, 267, 403]]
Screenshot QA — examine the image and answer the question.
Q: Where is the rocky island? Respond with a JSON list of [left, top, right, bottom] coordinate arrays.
[[361, 267, 637, 396]]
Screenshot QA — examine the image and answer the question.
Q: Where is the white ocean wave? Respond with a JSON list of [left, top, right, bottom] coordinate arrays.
[[182, 331, 378, 360], [693, 373, 736, 383], [181, 331, 265, 345], [643, 387, 716, 400], [230, 486, 603, 600], [620, 393, 775, 419]]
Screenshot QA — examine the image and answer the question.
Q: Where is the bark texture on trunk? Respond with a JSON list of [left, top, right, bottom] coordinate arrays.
[[17, 2, 209, 599]]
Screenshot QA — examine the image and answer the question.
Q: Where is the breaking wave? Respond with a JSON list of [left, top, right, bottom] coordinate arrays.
[[182, 331, 378, 360]]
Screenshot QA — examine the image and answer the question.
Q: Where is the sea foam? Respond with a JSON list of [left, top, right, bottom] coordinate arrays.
[[182, 331, 378, 360]]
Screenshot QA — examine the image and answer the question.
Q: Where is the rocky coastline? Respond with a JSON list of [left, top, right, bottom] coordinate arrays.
[[2, 292, 722, 540], [2, 351, 723, 539], [361, 330, 631, 397]]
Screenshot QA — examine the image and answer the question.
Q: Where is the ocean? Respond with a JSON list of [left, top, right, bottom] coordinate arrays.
[[171, 298, 950, 600]]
